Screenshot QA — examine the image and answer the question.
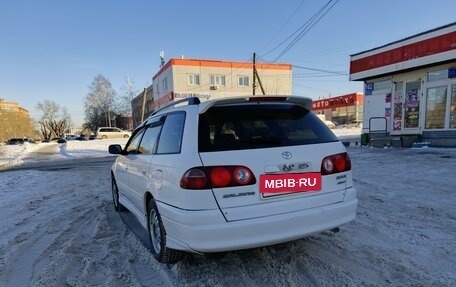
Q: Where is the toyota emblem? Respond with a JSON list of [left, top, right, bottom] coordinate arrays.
[[281, 151, 292, 159]]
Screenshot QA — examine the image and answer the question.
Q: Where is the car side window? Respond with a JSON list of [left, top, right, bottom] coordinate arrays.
[[125, 128, 146, 154], [138, 123, 162, 155], [156, 112, 185, 154]]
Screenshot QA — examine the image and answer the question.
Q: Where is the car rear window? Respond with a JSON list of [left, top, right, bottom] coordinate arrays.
[[198, 103, 338, 152]]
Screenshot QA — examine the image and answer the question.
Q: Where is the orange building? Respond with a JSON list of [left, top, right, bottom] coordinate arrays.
[[312, 93, 364, 126]]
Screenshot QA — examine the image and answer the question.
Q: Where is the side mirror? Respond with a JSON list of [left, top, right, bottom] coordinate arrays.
[[108, 144, 123, 154]]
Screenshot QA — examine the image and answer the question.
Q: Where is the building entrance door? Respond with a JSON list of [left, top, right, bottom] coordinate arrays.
[[424, 81, 456, 130], [392, 80, 421, 135], [450, 84, 456, 129]]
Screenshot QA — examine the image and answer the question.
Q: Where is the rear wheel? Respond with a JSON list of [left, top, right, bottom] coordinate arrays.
[[111, 178, 125, 212], [147, 198, 183, 263]]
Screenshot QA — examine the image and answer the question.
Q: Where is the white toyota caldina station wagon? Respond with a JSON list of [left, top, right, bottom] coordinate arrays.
[[109, 96, 358, 263]]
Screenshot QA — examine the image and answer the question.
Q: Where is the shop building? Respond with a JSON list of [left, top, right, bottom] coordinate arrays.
[[350, 22, 456, 147], [312, 93, 364, 126], [151, 58, 292, 109]]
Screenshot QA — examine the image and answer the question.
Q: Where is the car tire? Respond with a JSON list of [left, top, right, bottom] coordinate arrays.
[[111, 178, 125, 212], [123, 134, 129, 138], [101, 135, 107, 139], [147, 198, 184, 263]]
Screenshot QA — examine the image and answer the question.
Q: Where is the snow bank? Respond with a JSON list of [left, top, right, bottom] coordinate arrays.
[[0, 142, 40, 168], [0, 139, 128, 169]]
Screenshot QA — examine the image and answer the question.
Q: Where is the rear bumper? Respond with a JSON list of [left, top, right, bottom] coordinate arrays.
[[158, 195, 358, 253]]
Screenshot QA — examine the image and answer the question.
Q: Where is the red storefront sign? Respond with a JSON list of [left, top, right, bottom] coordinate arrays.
[[312, 93, 362, 111], [350, 30, 456, 74]]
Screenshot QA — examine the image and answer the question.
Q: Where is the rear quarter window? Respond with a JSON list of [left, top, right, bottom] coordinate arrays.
[[198, 104, 338, 152], [156, 112, 186, 154]]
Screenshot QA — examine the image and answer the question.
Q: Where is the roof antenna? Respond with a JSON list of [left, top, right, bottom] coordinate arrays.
[[160, 50, 165, 67]]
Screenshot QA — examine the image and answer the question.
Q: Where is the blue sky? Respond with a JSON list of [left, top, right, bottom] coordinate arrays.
[[1, 0, 455, 126]]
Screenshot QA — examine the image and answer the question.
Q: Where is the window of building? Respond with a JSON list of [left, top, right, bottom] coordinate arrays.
[[187, 74, 200, 85], [427, 69, 447, 82], [210, 75, 226, 86], [162, 77, 168, 91], [238, 76, 249, 87], [373, 80, 392, 91]]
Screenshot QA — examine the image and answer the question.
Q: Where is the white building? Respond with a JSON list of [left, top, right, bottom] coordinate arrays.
[[350, 22, 456, 147], [152, 58, 293, 109]]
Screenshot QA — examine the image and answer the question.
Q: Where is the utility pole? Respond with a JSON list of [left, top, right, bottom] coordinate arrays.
[[253, 53, 257, 95], [141, 87, 147, 122], [252, 53, 266, 95]]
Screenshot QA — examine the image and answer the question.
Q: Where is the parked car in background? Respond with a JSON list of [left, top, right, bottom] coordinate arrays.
[[315, 114, 336, 129], [96, 127, 131, 139], [7, 138, 35, 145], [66, 134, 78, 141], [109, 96, 358, 264]]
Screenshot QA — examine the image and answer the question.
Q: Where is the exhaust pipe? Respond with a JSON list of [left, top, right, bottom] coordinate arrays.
[[330, 227, 340, 233]]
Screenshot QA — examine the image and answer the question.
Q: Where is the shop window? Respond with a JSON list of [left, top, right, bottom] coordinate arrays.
[[425, 86, 447, 129], [427, 69, 447, 82], [393, 82, 403, 131], [373, 80, 392, 91], [404, 80, 420, 128]]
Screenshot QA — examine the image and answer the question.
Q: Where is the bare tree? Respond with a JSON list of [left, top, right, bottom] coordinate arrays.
[[36, 100, 69, 139], [62, 107, 72, 133], [36, 100, 59, 122], [84, 74, 118, 131], [118, 75, 138, 115]]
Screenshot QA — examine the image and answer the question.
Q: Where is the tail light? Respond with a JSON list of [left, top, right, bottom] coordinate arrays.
[[321, 152, 351, 175], [180, 169, 209, 189], [180, 166, 256, 189]]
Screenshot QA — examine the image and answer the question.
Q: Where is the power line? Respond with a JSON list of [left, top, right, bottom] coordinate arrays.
[[260, 0, 340, 63], [272, 0, 340, 62], [292, 64, 347, 76], [260, 0, 308, 57]]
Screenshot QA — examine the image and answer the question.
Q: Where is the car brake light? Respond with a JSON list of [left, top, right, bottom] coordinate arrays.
[[248, 96, 286, 102], [321, 152, 351, 175], [210, 167, 231, 187], [180, 166, 256, 189], [180, 169, 209, 189]]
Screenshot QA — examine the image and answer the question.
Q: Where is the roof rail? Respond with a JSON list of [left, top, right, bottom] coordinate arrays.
[[149, 97, 201, 117]]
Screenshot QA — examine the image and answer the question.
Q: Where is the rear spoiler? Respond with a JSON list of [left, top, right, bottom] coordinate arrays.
[[199, 95, 313, 114]]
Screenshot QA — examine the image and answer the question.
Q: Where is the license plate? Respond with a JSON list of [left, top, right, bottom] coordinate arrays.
[[260, 173, 321, 195]]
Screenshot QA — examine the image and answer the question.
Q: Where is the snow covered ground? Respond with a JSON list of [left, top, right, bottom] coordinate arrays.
[[1, 128, 455, 286], [0, 138, 129, 169]]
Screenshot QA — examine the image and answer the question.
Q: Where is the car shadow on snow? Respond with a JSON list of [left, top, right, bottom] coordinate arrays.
[[107, 204, 328, 266]]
